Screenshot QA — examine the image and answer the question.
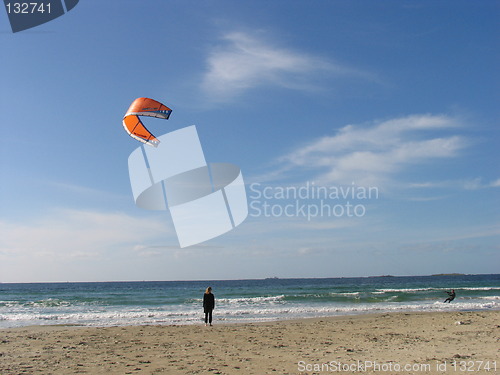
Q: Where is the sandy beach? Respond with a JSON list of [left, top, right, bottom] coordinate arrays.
[[1, 310, 498, 375]]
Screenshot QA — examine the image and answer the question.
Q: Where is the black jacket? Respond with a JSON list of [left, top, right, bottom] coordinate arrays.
[[203, 293, 215, 311]]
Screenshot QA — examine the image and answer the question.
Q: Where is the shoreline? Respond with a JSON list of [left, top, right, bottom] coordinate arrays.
[[3, 305, 498, 330], [1, 310, 498, 374], [6, 307, 496, 329]]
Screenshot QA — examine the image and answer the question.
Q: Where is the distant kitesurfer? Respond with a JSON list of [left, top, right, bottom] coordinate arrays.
[[444, 289, 456, 303], [203, 287, 215, 326]]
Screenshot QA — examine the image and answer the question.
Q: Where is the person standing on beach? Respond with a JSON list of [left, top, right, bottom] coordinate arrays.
[[203, 287, 215, 326], [444, 289, 456, 303]]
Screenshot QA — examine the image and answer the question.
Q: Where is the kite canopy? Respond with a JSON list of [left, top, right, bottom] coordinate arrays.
[[123, 97, 172, 147]]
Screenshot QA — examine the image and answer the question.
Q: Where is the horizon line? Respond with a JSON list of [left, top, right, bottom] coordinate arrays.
[[2, 273, 497, 284]]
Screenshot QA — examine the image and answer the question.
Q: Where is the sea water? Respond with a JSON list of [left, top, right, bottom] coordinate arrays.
[[0, 274, 498, 328]]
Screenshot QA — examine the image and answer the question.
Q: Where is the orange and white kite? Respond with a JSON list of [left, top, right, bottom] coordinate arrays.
[[122, 97, 172, 147]]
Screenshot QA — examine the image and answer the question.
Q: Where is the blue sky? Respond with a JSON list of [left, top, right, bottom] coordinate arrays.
[[1, 0, 498, 282]]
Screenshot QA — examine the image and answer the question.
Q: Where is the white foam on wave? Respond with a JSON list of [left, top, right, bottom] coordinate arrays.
[[2, 298, 498, 329], [475, 296, 500, 300], [376, 287, 440, 293], [377, 286, 500, 293], [217, 295, 286, 304]]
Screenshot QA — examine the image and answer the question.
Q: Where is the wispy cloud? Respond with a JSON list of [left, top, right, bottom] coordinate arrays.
[[488, 178, 500, 188], [201, 31, 370, 102], [0, 209, 169, 259], [275, 114, 467, 187], [408, 177, 500, 191]]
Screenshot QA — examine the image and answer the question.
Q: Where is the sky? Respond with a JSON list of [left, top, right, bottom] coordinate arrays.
[[0, 0, 499, 282]]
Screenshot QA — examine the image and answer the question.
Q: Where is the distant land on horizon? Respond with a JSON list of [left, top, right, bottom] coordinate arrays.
[[6, 273, 500, 284]]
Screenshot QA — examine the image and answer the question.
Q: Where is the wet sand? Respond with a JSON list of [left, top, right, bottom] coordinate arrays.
[[1, 310, 498, 374]]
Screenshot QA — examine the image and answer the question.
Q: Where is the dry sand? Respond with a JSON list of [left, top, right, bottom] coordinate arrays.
[[1, 310, 498, 374]]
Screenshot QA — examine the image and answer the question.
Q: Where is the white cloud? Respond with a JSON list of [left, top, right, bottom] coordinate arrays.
[[201, 31, 368, 102], [0, 209, 169, 259], [490, 178, 500, 188], [408, 177, 500, 191], [278, 114, 467, 187]]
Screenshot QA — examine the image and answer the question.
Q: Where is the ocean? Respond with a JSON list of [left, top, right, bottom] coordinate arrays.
[[1, 274, 498, 329]]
